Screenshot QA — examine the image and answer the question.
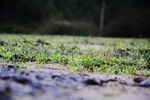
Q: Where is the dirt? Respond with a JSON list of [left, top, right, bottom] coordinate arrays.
[[0, 64, 150, 100]]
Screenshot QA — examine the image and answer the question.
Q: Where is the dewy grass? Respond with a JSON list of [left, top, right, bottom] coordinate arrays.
[[0, 34, 150, 75]]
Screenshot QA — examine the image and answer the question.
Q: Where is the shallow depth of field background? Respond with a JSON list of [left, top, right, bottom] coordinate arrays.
[[0, 0, 150, 37]]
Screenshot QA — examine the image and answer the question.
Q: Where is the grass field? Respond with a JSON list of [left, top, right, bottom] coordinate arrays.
[[0, 34, 150, 76]]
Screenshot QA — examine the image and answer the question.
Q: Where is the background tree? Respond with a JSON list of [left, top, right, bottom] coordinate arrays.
[[0, 0, 150, 37], [100, 0, 106, 31]]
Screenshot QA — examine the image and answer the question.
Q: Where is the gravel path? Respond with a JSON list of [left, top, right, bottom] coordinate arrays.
[[0, 65, 150, 100]]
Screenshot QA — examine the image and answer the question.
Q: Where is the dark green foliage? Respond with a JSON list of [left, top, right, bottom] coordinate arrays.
[[0, 0, 150, 37]]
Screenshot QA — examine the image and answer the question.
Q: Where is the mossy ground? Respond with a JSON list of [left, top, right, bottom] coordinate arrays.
[[0, 34, 150, 76]]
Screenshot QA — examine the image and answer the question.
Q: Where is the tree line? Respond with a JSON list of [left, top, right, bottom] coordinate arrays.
[[0, 0, 150, 37]]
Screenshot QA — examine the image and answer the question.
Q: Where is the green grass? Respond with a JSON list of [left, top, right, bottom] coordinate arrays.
[[0, 34, 150, 76]]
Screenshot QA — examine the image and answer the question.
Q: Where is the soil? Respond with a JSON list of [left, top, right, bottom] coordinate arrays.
[[0, 64, 150, 100]]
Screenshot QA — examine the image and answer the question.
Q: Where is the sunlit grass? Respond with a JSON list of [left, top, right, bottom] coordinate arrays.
[[0, 34, 150, 75]]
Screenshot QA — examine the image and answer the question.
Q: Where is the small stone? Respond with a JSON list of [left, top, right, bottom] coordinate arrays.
[[51, 75, 61, 79], [102, 78, 118, 83], [7, 65, 17, 71], [133, 77, 146, 83], [1, 75, 14, 80], [70, 76, 78, 82], [68, 74, 79, 82], [14, 76, 31, 84], [20, 70, 30, 75], [140, 78, 150, 87], [84, 78, 102, 86], [36, 75, 44, 80]]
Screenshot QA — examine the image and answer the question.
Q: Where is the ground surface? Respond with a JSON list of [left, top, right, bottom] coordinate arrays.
[[0, 65, 150, 100], [0, 34, 150, 100]]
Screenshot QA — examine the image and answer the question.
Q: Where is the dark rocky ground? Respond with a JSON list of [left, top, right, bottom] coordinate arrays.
[[0, 65, 150, 100]]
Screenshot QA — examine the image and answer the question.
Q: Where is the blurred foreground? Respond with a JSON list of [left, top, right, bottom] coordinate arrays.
[[0, 65, 150, 100]]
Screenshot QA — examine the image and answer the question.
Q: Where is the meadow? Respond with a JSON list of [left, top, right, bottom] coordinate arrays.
[[0, 34, 150, 76]]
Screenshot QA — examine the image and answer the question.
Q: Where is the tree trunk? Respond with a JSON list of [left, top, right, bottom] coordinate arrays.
[[100, 0, 106, 31]]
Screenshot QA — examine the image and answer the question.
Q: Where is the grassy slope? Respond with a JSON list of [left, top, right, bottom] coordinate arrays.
[[0, 34, 150, 76]]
